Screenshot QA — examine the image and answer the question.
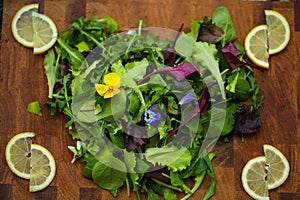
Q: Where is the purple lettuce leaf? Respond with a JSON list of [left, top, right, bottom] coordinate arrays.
[[144, 167, 170, 183], [60, 59, 69, 76], [198, 24, 224, 44], [221, 43, 246, 70], [139, 62, 200, 84], [233, 104, 261, 135], [122, 122, 149, 151], [221, 43, 261, 70], [168, 86, 210, 137]]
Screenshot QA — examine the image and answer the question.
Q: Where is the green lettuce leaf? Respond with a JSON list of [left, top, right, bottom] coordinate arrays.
[[124, 150, 140, 191], [175, 33, 225, 99], [92, 152, 127, 191], [27, 101, 42, 116], [212, 6, 237, 46], [145, 146, 192, 172], [43, 49, 58, 98]]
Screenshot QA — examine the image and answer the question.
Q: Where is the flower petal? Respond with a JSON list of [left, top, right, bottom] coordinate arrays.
[[113, 88, 120, 95], [179, 92, 196, 105], [104, 73, 120, 88], [103, 91, 113, 99], [142, 108, 161, 126], [103, 88, 120, 99], [95, 84, 108, 96]]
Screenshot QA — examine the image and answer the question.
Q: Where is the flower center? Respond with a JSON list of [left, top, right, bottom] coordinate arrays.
[[142, 108, 161, 126]]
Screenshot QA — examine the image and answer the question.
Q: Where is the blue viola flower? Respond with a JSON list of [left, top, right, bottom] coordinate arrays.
[[142, 108, 161, 126], [179, 92, 195, 105]]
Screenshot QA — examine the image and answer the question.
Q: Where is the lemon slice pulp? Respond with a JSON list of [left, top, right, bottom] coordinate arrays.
[[244, 25, 269, 68], [241, 156, 269, 200], [5, 132, 35, 179], [263, 144, 290, 190], [32, 12, 58, 54], [265, 10, 290, 55], [11, 4, 39, 47], [29, 144, 56, 192], [5, 132, 56, 192], [11, 4, 58, 54], [241, 144, 290, 199]]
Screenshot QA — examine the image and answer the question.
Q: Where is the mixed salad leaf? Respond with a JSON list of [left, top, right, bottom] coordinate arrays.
[[42, 6, 263, 200]]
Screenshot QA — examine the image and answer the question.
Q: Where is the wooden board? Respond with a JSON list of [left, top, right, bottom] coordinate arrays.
[[0, 0, 299, 199]]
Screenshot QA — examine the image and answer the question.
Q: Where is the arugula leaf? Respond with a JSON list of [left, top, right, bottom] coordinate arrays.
[[142, 182, 160, 200], [76, 41, 90, 52], [163, 188, 177, 200], [72, 16, 106, 47], [212, 6, 237, 46], [202, 154, 216, 200], [56, 38, 85, 73], [181, 153, 215, 200], [81, 152, 98, 179], [102, 16, 118, 34], [179, 147, 204, 178], [170, 171, 191, 194]]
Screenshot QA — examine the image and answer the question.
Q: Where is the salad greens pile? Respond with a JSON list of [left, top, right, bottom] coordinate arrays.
[[43, 6, 263, 200]]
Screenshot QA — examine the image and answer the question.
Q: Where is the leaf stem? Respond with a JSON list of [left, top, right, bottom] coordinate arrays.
[[138, 20, 143, 36], [135, 190, 141, 200], [181, 171, 206, 200], [126, 177, 130, 196], [80, 30, 103, 47], [151, 178, 182, 192], [57, 38, 83, 63]]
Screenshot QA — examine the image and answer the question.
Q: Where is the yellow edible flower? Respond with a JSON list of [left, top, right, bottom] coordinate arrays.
[[95, 73, 120, 99]]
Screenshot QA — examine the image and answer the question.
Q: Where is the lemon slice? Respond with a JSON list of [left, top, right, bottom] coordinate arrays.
[[244, 25, 269, 69], [265, 10, 290, 55], [5, 132, 35, 179], [241, 156, 269, 200], [263, 144, 290, 190], [11, 4, 39, 47], [32, 12, 58, 54], [29, 144, 56, 192]]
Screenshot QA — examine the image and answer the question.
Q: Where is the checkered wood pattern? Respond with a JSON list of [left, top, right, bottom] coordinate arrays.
[[0, 0, 299, 199]]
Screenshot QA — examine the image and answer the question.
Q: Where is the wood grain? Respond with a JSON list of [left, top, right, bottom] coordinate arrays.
[[0, 1, 299, 199]]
